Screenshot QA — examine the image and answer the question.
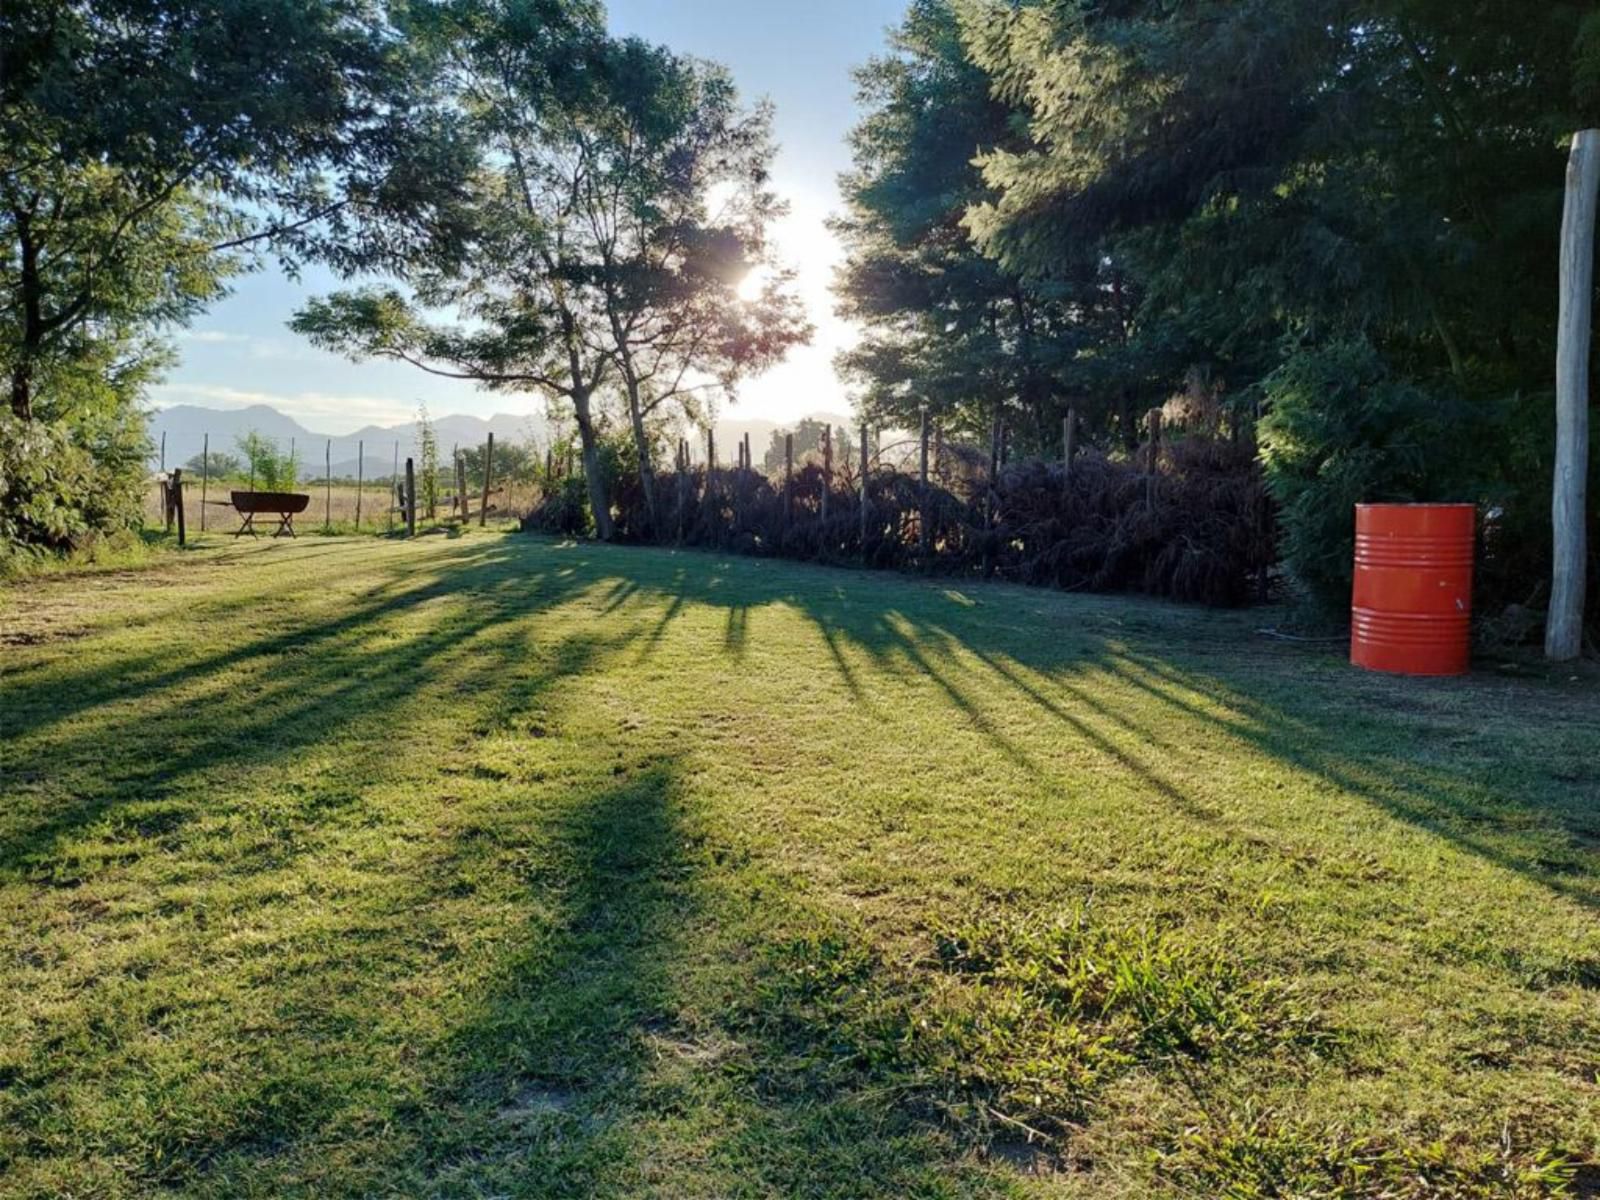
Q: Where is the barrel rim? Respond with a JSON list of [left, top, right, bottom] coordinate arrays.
[[1354, 502, 1477, 510]]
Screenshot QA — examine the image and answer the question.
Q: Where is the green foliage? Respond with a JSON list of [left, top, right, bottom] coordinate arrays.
[[761, 419, 849, 473], [292, 2, 807, 541], [1259, 340, 1472, 614], [0, 408, 148, 560], [416, 403, 440, 518], [925, 0, 1597, 618], [234, 431, 300, 492], [184, 450, 243, 479]]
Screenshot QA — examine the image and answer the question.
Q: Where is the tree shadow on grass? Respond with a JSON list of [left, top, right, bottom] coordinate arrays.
[[8, 532, 1600, 1195]]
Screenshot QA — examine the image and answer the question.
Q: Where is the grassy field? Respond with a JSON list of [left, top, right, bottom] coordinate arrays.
[[144, 480, 540, 535], [3, 531, 1599, 1198]]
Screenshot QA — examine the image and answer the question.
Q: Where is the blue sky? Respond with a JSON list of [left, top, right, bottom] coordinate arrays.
[[154, 0, 907, 434]]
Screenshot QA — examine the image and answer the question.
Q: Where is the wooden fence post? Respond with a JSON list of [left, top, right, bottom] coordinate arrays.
[[404, 457, 416, 537], [200, 432, 209, 532], [172, 469, 185, 546], [784, 432, 793, 527], [1063, 409, 1076, 488], [325, 439, 332, 529], [1146, 407, 1162, 512], [821, 424, 831, 524], [160, 431, 166, 473], [355, 440, 364, 528], [1549, 128, 1600, 661], [480, 431, 494, 527], [859, 421, 869, 554], [390, 442, 399, 532], [707, 427, 716, 472], [919, 409, 930, 557]]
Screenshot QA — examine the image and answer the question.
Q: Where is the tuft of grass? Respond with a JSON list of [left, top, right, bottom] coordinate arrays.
[[1, 532, 1598, 1197]]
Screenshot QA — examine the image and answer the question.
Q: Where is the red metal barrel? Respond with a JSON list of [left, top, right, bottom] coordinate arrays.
[[1350, 503, 1474, 676]]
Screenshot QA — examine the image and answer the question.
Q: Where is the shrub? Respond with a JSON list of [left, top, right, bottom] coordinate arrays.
[[1, 407, 149, 561], [235, 430, 300, 490]]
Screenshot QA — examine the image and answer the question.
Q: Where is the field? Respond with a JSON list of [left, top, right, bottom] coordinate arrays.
[[3, 532, 1599, 1198], [144, 480, 540, 535]]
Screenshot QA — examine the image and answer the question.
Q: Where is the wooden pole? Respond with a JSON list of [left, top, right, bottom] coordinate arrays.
[[859, 421, 869, 553], [480, 431, 494, 527], [821, 424, 831, 523], [200, 432, 209, 532], [1146, 407, 1162, 512], [1549, 129, 1600, 661], [919, 409, 930, 557], [355, 440, 363, 528], [160, 431, 166, 472], [1063, 408, 1076, 489], [784, 432, 793, 526], [743, 432, 751, 475], [171, 469, 185, 546], [390, 441, 399, 532], [325, 439, 332, 529], [404, 457, 416, 537]]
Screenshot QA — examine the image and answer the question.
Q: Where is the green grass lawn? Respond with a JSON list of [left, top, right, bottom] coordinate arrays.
[[3, 532, 1599, 1198]]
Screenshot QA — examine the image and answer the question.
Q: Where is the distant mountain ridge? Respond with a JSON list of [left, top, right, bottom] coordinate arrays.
[[146, 403, 856, 477], [147, 405, 547, 478]]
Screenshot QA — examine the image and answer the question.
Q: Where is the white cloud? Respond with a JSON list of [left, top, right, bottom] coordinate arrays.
[[178, 329, 251, 344]]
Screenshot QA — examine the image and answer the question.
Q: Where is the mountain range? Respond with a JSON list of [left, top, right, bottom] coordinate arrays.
[[146, 404, 856, 478]]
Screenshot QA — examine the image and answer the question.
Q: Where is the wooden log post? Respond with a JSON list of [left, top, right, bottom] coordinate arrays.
[[1549, 129, 1600, 661], [919, 409, 931, 558], [455, 451, 466, 521], [172, 469, 185, 546], [821, 424, 831, 524], [160, 431, 166, 473], [859, 421, 870, 554], [355, 440, 364, 528], [390, 441, 399, 532], [784, 432, 794, 527], [1063, 408, 1076, 490], [707, 427, 716, 473], [480, 431, 494, 527], [199, 431, 209, 532], [325, 439, 332, 529], [1146, 408, 1163, 512], [404, 457, 416, 537]]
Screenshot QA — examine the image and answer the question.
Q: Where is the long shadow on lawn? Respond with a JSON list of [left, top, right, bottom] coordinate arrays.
[[8, 533, 1600, 1194]]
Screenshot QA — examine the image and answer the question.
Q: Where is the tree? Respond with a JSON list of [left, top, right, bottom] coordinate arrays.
[[235, 431, 299, 491], [573, 40, 809, 533], [946, 0, 1600, 619], [834, 0, 1087, 451], [185, 450, 244, 479], [416, 403, 440, 519], [1, 0, 465, 421], [293, 3, 807, 540], [762, 418, 846, 473]]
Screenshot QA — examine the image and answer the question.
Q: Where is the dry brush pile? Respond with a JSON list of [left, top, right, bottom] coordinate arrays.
[[524, 436, 1274, 607]]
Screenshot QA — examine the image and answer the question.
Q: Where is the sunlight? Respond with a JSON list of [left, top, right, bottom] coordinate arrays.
[[736, 264, 772, 303]]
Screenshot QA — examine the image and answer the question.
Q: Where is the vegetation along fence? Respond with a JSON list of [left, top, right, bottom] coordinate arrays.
[[525, 411, 1274, 608]]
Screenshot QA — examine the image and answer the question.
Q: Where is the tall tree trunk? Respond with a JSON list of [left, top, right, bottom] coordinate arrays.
[[1548, 129, 1599, 661], [571, 388, 614, 541], [623, 378, 659, 538], [10, 359, 33, 420]]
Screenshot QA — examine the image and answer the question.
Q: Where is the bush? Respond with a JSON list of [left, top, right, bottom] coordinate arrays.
[[525, 429, 1274, 607], [0, 406, 149, 561], [1259, 339, 1472, 618], [235, 430, 300, 490]]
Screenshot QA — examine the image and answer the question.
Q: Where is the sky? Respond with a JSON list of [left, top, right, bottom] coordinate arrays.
[[151, 0, 908, 435]]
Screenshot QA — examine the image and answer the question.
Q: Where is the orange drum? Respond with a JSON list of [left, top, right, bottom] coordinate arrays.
[[1350, 503, 1474, 676]]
